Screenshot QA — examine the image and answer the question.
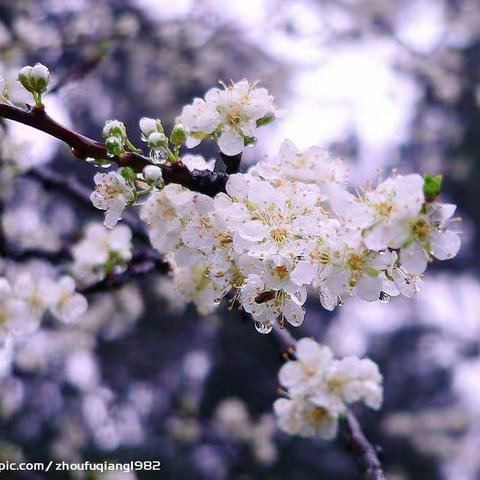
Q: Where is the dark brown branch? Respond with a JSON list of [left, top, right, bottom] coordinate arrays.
[[48, 50, 107, 95], [27, 167, 149, 242], [3, 246, 72, 263], [0, 102, 229, 196], [344, 411, 386, 480], [79, 254, 169, 294], [270, 325, 386, 480], [216, 152, 242, 174]]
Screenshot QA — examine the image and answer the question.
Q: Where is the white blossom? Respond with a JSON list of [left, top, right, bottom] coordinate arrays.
[[0, 278, 31, 345], [180, 79, 275, 155], [49, 276, 88, 324], [141, 183, 195, 254], [254, 139, 349, 192], [90, 171, 134, 228], [274, 395, 338, 439]]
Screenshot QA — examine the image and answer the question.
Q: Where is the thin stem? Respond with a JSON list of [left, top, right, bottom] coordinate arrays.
[[79, 254, 169, 294]]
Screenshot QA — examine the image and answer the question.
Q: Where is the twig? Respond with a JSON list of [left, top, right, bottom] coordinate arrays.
[[27, 167, 149, 242], [79, 254, 169, 294], [48, 50, 107, 95], [0, 103, 229, 196], [344, 411, 386, 480], [270, 324, 386, 480], [3, 246, 72, 263]]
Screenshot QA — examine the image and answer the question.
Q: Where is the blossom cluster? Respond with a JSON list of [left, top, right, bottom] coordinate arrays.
[[87, 79, 460, 333], [274, 338, 382, 439], [0, 268, 87, 347], [138, 136, 459, 333]]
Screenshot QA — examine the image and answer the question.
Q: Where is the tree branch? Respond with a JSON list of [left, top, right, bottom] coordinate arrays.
[[27, 167, 149, 242], [344, 411, 386, 480], [270, 324, 386, 480], [0, 102, 228, 196], [79, 253, 169, 294]]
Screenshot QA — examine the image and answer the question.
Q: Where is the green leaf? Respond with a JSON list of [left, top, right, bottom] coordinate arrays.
[[256, 114, 275, 127], [423, 174, 443, 201], [243, 136, 257, 147]]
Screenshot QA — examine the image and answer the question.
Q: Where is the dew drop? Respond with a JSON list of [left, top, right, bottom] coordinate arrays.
[[254, 320, 273, 334]]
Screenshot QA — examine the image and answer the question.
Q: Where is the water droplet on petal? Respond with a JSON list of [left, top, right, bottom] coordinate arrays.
[[254, 320, 273, 334]]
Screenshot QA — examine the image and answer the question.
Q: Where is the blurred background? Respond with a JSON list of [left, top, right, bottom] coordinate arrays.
[[0, 0, 479, 478]]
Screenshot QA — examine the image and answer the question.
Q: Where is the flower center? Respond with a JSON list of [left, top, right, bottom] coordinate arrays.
[[327, 378, 345, 392], [274, 265, 289, 280], [226, 110, 242, 126], [103, 184, 123, 198], [412, 218, 431, 241], [347, 253, 365, 271], [271, 227, 288, 243], [309, 406, 329, 425], [376, 202, 393, 217]]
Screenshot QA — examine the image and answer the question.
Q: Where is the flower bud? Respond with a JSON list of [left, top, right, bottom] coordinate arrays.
[[139, 117, 163, 137], [18, 65, 33, 91], [105, 136, 124, 157], [148, 131, 168, 149], [143, 165, 163, 183], [31, 63, 50, 93], [120, 166, 136, 181], [103, 120, 126, 139], [170, 123, 187, 146]]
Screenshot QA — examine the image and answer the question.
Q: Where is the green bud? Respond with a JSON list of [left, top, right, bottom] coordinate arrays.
[[105, 136, 124, 157], [423, 173, 443, 201], [120, 166, 136, 181], [31, 63, 50, 93], [18, 66, 33, 91], [148, 131, 168, 149], [170, 123, 187, 146]]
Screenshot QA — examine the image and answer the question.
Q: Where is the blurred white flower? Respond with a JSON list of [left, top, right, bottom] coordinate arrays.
[[274, 338, 383, 439]]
